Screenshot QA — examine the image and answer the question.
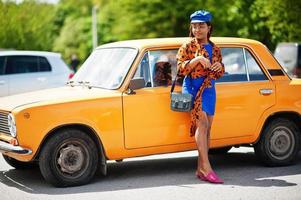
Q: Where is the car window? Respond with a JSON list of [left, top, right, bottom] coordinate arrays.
[[133, 49, 180, 88], [217, 48, 248, 82], [73, 47, 137, 89], [133, 53, 151, 87], [5, 56, 39, 74], [150, 49, 178, 87], [133, 47, 267, 87], [0, 56, 4, 75], [245, 50, 268, 81], [38, 56, 52, 72]]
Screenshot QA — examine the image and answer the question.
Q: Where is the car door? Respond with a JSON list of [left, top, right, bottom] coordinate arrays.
[[0, 56, 9, 96], [212, 47, 276, 140], [122, 49, 194, 149]]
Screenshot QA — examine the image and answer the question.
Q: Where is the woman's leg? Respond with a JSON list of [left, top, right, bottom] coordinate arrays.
[[195, 113, 223, 183], [195, 111, 212, 175], [207, 115, 214, 151]]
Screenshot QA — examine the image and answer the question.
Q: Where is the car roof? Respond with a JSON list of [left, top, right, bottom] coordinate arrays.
[[0, 50, 61, 57], [276, 42, 300, 46], [97, 37, 264, 50]]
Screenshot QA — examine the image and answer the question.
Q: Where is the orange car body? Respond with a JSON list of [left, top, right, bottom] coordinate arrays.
[[0, 37, 301, 163]]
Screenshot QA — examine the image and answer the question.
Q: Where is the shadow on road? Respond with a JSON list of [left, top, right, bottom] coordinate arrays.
[[0, 150, 300, 194]]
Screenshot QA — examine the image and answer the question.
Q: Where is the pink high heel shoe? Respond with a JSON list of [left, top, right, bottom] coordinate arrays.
[[203, 171, 224, 184], [195, 171, 206, 181], [196, 171, 224, 184]]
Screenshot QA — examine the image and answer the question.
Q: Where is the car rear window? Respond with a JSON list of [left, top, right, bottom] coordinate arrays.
[[0, 56, 4, 75], [4, 55, 52, 74], [245, 50, 268, 81], [38, 56, 51, 72], [5, 56, 39, 74]]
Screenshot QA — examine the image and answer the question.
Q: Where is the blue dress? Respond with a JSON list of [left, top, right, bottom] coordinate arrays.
[[182, 43, 216, 116]]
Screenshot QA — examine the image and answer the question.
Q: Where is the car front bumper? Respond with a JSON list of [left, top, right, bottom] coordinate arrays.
[[0, 141, 32, 155]]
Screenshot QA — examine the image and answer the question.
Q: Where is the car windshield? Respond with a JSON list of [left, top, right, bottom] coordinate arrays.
[[71, 47, 138, 89]]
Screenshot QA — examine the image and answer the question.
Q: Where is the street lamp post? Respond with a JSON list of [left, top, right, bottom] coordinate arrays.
[[92, 5, 98, 50]]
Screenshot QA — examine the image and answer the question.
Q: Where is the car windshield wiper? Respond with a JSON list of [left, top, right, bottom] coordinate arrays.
[[67, 80, 93, 89], [77, 81, 92, 89], [66, 80, 75, 87]]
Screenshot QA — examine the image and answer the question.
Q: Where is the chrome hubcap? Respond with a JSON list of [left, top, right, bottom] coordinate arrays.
[[57, 144, 84, 174], [269, 126, 294, 160]]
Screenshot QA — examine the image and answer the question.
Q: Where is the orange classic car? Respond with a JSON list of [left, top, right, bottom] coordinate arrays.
[[0, 37, 301, 187]]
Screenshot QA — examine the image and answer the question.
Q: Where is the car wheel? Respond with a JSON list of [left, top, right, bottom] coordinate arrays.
[[39, 128, 99, 187], [2, 154, 36, 169], [209, 146, 232, 154], [254, 118, 300, 166]]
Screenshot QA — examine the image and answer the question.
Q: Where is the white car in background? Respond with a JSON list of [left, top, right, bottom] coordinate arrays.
[[0, 51, 73, 96], [274, 43, 301, 78]]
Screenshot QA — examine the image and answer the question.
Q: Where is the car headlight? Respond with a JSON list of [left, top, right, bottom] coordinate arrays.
[[7, 114, 17, 137]]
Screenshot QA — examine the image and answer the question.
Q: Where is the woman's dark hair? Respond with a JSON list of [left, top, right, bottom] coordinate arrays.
[[189, 22, 213, 39]]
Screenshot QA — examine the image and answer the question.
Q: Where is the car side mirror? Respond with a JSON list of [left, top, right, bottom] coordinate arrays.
[[128, 77, 146, 90]]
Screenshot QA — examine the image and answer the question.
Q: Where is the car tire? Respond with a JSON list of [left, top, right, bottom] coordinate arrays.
[[254, 118, 300, 166], [2, 154, 36, 169], [39, 128, 99, 187], [209, 146, 232, 154]]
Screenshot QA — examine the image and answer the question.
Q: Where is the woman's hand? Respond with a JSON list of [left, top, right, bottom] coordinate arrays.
[[198, 56, 211, 69], [210, 62, 223, 72], [190, 56, 211, 69]]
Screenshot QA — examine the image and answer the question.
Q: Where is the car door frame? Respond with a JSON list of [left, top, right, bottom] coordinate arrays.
[[122, 47, 195, 150]]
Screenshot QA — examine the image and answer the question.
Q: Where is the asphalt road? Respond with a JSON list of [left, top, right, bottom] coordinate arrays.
[[0, 147, 301, 200]]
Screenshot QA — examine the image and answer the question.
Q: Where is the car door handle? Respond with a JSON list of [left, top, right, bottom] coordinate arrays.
[[259, 89, 273, 95], [0, 80, 6, 85], [37, 77, 46, 82]]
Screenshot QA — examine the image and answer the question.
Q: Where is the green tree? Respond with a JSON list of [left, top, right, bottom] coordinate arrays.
[[0, 0, 56, 50], [218, 0, 301, 49], [53, 17, 92, 63], [108, 0, 202, 39], [53, 0, 93, 33], [215, 0, 273, 47], [52, 0, 94, 63], [251, 0, 301, 49], [98, 0, 241, 42], [1, 0, 300, 62]]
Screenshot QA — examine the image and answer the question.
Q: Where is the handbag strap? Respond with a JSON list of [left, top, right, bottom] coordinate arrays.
[[171, 61, 192, 93], [170, 69, 180, 93]]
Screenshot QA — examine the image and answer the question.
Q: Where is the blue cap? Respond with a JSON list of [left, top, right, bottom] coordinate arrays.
[[190, 10, 212, 23]]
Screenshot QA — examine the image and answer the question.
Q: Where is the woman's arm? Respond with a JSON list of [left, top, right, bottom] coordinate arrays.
[[177, 43, 211, 76], [209, 47, 225, 79]]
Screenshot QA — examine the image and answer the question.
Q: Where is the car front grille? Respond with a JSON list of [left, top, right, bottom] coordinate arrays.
[[0, 111, 10, 135]]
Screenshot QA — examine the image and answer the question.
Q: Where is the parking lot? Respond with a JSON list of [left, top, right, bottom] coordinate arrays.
[[0, 147, 301, 200]]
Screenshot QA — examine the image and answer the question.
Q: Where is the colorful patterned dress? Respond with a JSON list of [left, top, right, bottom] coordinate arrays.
[[177, 38, 225, 136]]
